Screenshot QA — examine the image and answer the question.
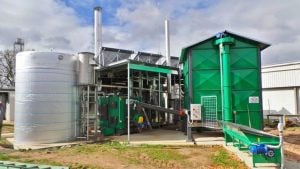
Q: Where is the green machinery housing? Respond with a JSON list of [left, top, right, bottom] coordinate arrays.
[[98, 95, 144, 136], [180, 30, 269, 129], [97, 60, 180, 136], [98, 95, 126, 136], [180, 31, 282, 167]]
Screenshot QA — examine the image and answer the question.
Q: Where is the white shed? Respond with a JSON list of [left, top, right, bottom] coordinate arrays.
[[0, 88, 15, 122], [262, 62, 300, 115]]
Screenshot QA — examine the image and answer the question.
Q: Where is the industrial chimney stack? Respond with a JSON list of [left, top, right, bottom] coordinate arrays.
[[94, 7, 102, 67]]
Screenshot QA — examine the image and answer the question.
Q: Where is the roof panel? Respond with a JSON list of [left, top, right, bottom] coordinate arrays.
[[180, 30, 270, 63], [102, 47, 134, 66], [133, 52, 163, 64]]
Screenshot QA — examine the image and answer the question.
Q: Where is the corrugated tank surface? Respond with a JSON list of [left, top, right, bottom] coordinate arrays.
[[14, 51, 77, 145]]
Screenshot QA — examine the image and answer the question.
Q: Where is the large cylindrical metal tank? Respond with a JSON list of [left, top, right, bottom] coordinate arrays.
[[14, 51, 77, 147], [78, 52, 95, 84]]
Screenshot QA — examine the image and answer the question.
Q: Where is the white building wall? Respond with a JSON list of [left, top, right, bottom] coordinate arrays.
[[262, 62, 300, 88], [6, 91, 15, 121], [262, 62, 300, 115], [262, 89, 296, 115]]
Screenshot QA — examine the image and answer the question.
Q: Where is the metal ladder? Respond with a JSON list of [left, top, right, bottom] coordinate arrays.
[[78, 84, 98, 140]]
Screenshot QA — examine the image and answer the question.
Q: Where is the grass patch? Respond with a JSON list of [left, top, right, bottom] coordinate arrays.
[[142, 147, 184, 161], [0, 152, 10, 161], [72, 141, 127, 154], [0, 142, 246, 169], [212, 149, 241, 168], [101, 141, 127, 150]]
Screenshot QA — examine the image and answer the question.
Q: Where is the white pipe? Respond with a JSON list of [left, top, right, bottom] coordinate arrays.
[[184, 109, 193, 124], [127, 63, 130, 143], [219, 43, 224, 121], [163, 93, 168, 123], [278, 117, 285, 169], [266, 143, 281, 149], [165, 19, 170, 67], [94, 7, 102, 66], [165, 19, 171, 108], [253, 118, 284, 168]]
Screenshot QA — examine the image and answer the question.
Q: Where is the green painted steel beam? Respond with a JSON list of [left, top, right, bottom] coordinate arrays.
[[129, 63, 174, 74]]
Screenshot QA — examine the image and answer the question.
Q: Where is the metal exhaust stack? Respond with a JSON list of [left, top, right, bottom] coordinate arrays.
[[165, 19, 171, 95], [165, 19, 170, 67], [94, 7, 102, 67]]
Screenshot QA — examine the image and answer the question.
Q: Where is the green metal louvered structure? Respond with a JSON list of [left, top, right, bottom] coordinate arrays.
[[180, 30, 270, 130]]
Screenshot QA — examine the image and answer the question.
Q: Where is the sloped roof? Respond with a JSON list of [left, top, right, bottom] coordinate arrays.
[[179, 30, 270, 63]]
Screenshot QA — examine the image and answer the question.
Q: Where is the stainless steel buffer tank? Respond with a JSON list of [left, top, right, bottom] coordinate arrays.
[[14, 51, 77, 147], [78, 52, 95, 85]]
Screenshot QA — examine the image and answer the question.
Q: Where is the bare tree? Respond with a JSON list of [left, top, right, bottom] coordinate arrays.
[[0, 50, 15, 88]]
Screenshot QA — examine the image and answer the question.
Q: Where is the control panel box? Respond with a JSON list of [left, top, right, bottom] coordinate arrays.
[[190, 104, 201, 120]]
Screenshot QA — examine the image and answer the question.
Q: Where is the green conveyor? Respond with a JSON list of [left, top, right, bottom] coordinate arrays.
[[221, 121, 282, 167]]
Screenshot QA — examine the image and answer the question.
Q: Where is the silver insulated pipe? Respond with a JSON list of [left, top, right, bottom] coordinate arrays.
[[94, 7, 102, 67], [165, 19, 170, 67], [165, 19, 171, 95]]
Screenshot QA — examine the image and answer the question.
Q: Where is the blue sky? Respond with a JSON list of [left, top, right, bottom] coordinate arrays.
[[63, 0, 121, 26], [61, 0, 218, 26], [0, 0, 300, 65]]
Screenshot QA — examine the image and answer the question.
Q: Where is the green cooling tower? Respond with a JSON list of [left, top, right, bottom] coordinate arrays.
[[180, 30, 270, 130]]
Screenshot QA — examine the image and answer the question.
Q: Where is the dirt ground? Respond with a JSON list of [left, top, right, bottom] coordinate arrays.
[[3, 125, 299, 168], [266, 127, 300, 162], [0, 142, 248, 169], [1, 123, 14, 134], [0, 124, 248, 168]]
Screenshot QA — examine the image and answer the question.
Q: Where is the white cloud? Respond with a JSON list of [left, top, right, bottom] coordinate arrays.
[[0, 0, 93, 52], [0, 0, 299, 65], [103, 0, 300, 65]]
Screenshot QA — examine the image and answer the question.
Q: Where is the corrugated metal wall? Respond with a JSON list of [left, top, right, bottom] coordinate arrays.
[[262, 62, 300, 115], [262, 62, 300, 88]]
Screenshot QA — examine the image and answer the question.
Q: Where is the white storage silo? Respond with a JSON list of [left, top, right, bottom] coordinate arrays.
[[14, 51, 77, 148]]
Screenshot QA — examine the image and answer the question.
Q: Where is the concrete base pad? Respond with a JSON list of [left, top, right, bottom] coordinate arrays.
[[111, 129, 224, 145], [7, 137, 87, 150]]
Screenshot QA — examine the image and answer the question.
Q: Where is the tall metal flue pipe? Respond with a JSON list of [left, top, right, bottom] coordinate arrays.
[[94, 7, 102, 67], [165, 19, 171, 95]]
